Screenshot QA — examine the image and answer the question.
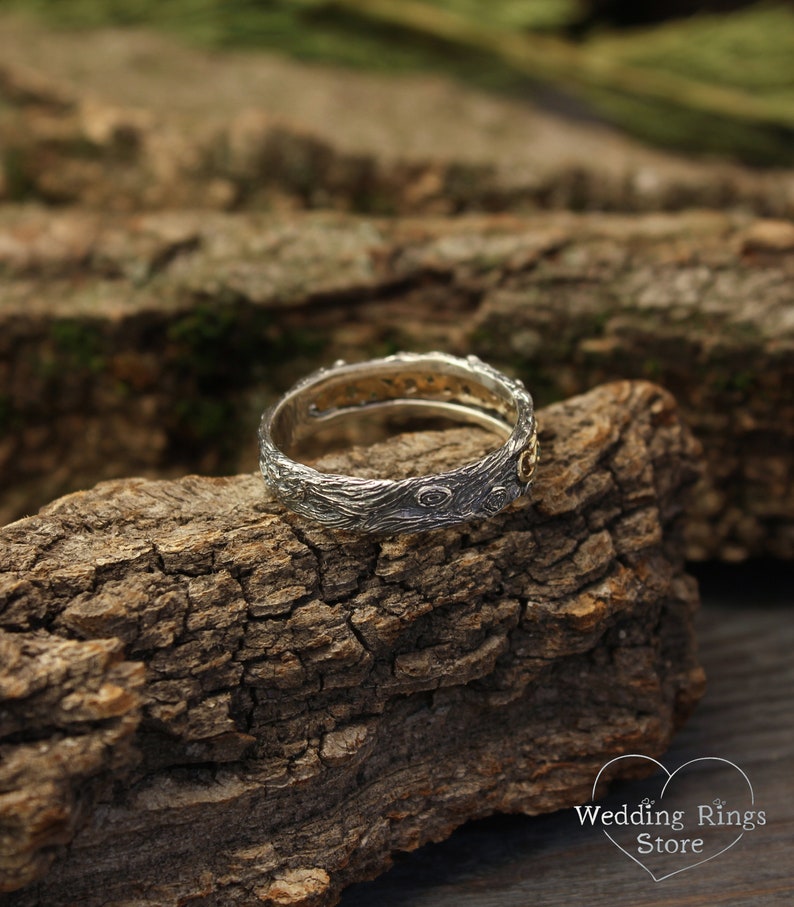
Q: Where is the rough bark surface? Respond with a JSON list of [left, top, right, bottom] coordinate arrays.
[[0, 380, 705, 905], [1, 17, 793, 217], [1, 207, 791, 559]]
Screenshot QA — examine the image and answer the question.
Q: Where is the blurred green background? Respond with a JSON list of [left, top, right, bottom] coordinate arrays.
[[4, 0, 794, 165]]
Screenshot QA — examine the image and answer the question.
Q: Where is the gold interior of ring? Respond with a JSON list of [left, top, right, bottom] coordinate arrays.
[[271, 365, 517, 461]]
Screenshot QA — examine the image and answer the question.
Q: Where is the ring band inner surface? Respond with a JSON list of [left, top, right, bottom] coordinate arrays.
[[270, 361, 517, 462]]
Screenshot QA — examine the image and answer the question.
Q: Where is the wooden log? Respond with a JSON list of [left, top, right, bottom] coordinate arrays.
[[0, 207, 791, 560], [1, 19, 793, 216], [0, 380, 705, 905], [336, 577, 794, 906]]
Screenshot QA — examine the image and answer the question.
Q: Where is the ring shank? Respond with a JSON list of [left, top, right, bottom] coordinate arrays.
[[259, 352, 537, 533], [270, 357, 517, 455]]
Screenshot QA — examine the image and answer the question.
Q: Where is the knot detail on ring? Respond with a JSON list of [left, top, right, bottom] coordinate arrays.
[[415, 485, 454, 509], [517, 435, 539, 484], [482, 485, 508, 515]]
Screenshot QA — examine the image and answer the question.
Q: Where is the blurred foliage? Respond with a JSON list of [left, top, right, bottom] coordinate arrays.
[[391, 0, 583, 31], [1, 0, 583, 38], [584, 4, 794, 161], [4, 0, 794, 164], [591, 5, 793, 99]]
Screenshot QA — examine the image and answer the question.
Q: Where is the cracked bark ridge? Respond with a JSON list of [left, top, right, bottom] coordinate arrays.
[[0, 380, 705, 905]]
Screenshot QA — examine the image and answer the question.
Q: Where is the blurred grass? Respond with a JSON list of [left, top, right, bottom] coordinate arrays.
[[4, 0, 794, 164], [583, 3, 794, 162], [1, 0, 583, 39]]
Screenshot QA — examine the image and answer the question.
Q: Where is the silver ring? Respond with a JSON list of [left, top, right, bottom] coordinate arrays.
[[258, 352, 538, 533]]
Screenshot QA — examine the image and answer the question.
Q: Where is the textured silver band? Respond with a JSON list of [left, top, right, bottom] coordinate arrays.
[[258, 352, 538, 533]]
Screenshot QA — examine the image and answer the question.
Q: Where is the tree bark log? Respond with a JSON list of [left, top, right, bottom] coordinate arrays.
[[1, 206, 791, 559], [1, 25, 793, 216], [1, 380, 705, 905]]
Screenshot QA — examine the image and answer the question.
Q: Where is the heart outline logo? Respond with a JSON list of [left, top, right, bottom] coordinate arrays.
[[591, 755, 755, 882]]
